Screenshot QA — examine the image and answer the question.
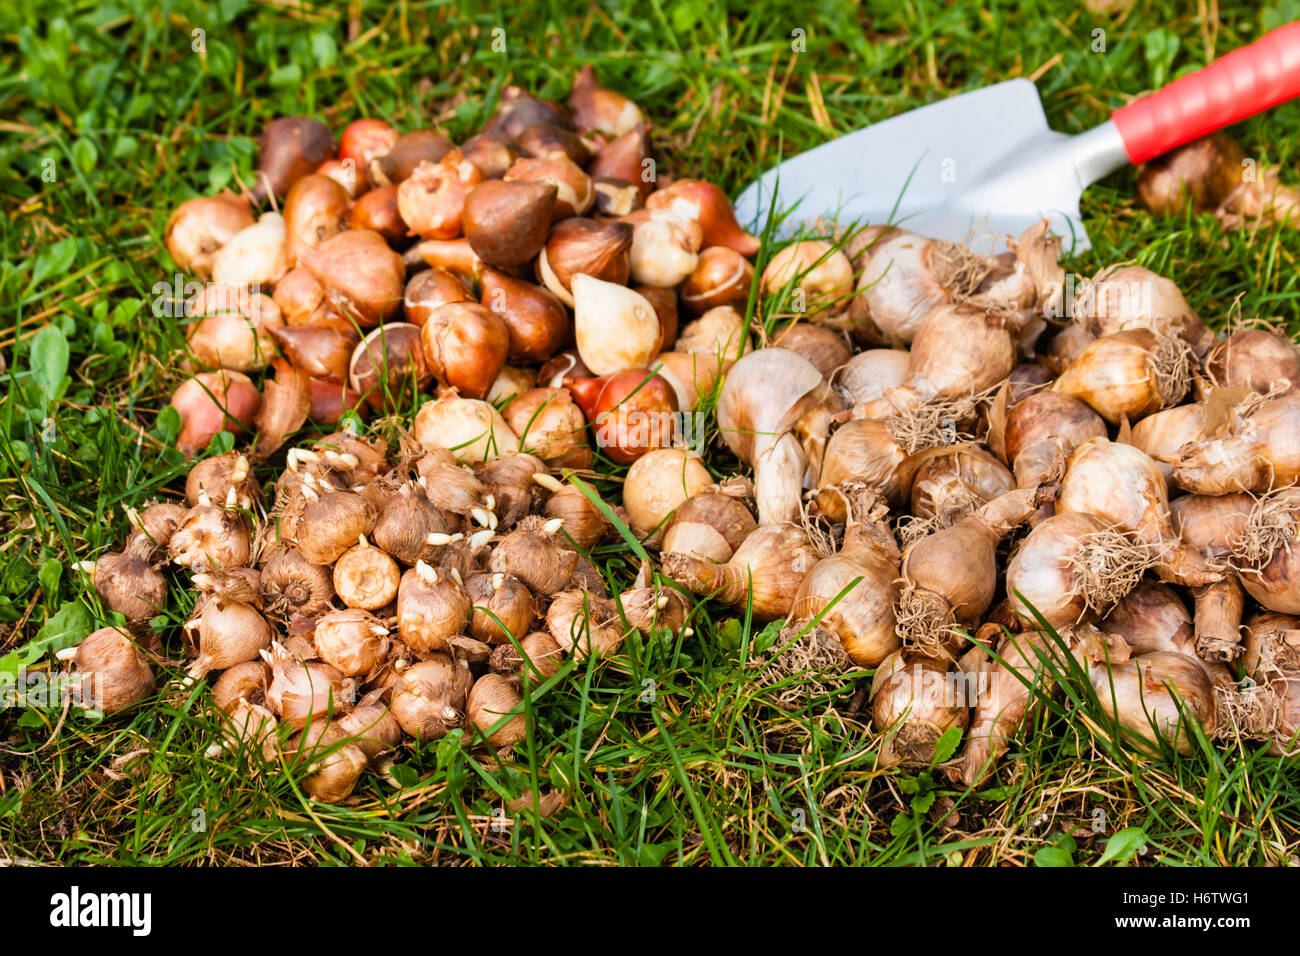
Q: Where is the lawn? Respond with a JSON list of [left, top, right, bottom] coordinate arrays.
[[2, 0, 1299, 866]]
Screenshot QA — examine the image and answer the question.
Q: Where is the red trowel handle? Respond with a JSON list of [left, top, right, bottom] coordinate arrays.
[[1112, 21, 1300, 164]]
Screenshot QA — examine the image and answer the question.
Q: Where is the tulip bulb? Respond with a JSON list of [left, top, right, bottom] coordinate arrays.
[[572, 275, 660, 376], [413, 391, 520, 463], [165, 193, 255, 279]]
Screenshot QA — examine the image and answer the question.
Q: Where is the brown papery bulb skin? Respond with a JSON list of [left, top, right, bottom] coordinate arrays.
[[467, 572, 537, 644], [396, 152, 483, 240], [491, 631, 565, 685], [421, 302, 510, 401], [370, 130, 455, 187], [211, 660, 271, 712], [716, 348, 828, 525], [405, 267, 471, 326], [899, 492, 1035, 656], [871, 651, 970, 768], [1079, 264, 1214, 357], [910, 445, 1015, 526], [1004, 512, 1146, 630], [73, 627, 154, 714], [761, 241, 854, 317], [336, 703, 403, 763], [661, 522, 818, 622], [462, 179, 557, 267], [675, 306, 751, 371], [1129, 403, 1209, 479], [1102, 582, 1194, 655], [474, 452, 548, 529], [1233, 489, 1300, 615], [251, 117, 335, 204], [1137, 132, 1248, 215], [853, 232, 983, 345], [793, 489, 901, 665], [635, 285, 679, 353], [468, 674, 528, 748], [261, 545, 334, 620], [506, 155, 593, 219], [189, 598, 272, 679], [1041, 322, 1096, 376], [1170, 493, 1253, 566], [488, 519, 579, 596], [546, 589, 625, 658], [835, 349, 913, 407], [1051, 327, 1190, 424], [283, 174, 350, 265], [589, 127, 652, 200], [94, 538, 167, 623], [906, 303, 1015, 401], [338, 119, 400, 185], [661, 488, 757, 563], [1090, 651, 1217, 754], [266, 647, 350, 729], [171, 371, 261, 458], [390, 654, 471, 740], [1205, 328, 1300, 396], [461, 133, 518, 180], [502, 387, 592, 468], [682, 247, 754, 316], [397, 563, 473, 656], [816, 418, 911, 513], [771, 323, 852, 379], [348, 322, 430, 411], [1057, 438, 1219, 587], [415, 447, 487, 518], [545, 484, 612, 551], [413, 391, 520, 463], [644, 179, 760, 257], [165, 193, 256, 279], [1172, 393, 1300, 495], [296, 491, 377, 566], [350, 185, 407, 244], [127, 502, 189, 561], [516, 122, 590, 164], [186, 451, 260, 510], [373, 487, 452, 565], [479, 267, 568, 363], [1242, 610, 1300, 682], [958, 632, 1051, 786], [269, 320, 358, 383], [491, 88, 572, 138], [291, 721, 369, 804], [569, 65, 644, 138], [536, 218, 633, 306], [300, 229, 406, 329], [313, 608, 391, 677], [168, 503, 251, 572], [1001, 390, 1107, 488]]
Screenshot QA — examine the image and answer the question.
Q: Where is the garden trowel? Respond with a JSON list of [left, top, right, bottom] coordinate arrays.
[[733, 22, 1300, 253]]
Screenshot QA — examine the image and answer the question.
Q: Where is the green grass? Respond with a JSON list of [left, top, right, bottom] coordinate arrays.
[[2, 0, 1300, 866]]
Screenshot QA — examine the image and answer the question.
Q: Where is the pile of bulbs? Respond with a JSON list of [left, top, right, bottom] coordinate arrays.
[[68, 68, 762, 802], [646, 177, 1300, 783], [66, 63, 1300, 801], [160, 66, 761, 464], [76, 431, 687, 802]]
